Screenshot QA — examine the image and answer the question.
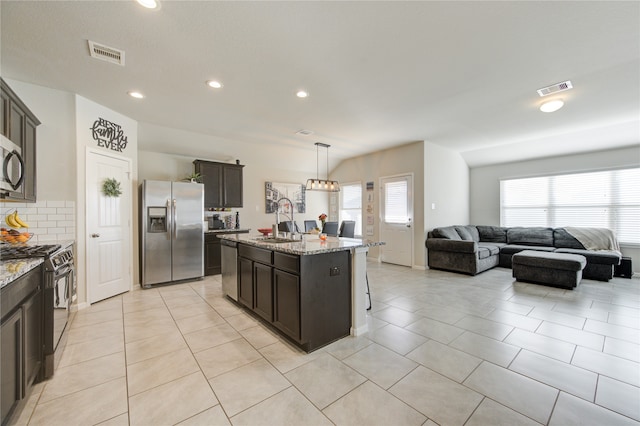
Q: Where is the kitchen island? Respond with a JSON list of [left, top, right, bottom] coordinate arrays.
[[219, 233, 383, 352]]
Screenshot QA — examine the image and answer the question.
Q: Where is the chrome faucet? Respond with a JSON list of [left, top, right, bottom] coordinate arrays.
[[275, 197, 296, 238]]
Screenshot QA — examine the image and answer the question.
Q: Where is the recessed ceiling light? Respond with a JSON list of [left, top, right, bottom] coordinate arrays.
[[136, 0, 160, 9], [128, 91, 145, 99], [539, 99, 564, 113], [296, 90, 309, 98], [206, 80, 223, 89]]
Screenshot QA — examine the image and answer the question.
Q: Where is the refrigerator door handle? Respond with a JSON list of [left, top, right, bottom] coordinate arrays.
[[173, 199, 177, 239], [166, 198, 173, 240]]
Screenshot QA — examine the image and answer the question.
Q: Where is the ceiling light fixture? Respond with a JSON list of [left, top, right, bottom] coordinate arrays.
[[539, 99, 564, 113], [296, 90, 309, 98], [136, 0, 160, 9], [306, 142, 340, 192], [206, 80, 223, 89], [128, 91, 145, 99]]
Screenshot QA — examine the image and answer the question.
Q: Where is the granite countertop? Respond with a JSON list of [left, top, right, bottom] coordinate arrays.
[[205, 228, 251, 234], [0, 239, 75, 289], [0, 258, 44, 289], [219, 233, 384, 255]]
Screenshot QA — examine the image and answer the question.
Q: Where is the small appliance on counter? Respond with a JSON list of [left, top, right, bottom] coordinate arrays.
[[208, 214, 225, 230]]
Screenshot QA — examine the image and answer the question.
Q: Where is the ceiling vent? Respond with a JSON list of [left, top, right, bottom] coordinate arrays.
[[295, 129, 314, 136], [537, 80, 572, 97], [88, 40, 125, 66]]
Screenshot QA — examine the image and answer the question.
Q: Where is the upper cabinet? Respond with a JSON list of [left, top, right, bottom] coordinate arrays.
[[193, 160, 244, 208], [1, 78, 40, 202]]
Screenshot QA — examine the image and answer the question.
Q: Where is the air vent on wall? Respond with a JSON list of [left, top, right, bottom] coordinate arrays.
[[88, 40, 125, 66], [537, 80, 572, 97]]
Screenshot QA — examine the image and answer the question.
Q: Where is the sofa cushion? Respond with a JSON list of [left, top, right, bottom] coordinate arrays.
[[507, 227, 554, 246], [454, 226, 473, 241], [433, 226, 462, 240], [478, 243, 501, 256], [553, 229, 586, 249], [554, 248, 621, 265], [501, 244, 556, 255], [477, 226, 507, 243]]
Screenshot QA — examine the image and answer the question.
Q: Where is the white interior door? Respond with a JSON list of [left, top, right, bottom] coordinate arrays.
[[379, 174, 413, 267], [86, 150, 132, 304]]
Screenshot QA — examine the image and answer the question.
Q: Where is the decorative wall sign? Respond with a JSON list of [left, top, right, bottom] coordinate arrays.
[[90, 117, 129, 152], [265, 182, 306, 214]]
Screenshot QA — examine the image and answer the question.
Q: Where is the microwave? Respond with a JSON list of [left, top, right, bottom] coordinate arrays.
[[1, 135, 25, 195]]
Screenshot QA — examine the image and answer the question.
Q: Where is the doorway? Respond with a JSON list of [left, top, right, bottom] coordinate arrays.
[[86, 150, 132, 303], [379, 174, 413, 267]]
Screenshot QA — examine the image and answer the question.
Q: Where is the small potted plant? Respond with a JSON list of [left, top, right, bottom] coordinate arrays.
[[183, 172, 203, 183]]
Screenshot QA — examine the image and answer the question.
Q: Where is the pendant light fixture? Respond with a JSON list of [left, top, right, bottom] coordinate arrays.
[[306, 142, 340, 192]]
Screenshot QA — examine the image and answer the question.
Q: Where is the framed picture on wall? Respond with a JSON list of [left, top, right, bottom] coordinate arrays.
[[265, 182, 306, 214]]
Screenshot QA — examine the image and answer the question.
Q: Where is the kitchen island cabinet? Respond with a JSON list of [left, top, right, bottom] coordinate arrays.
[[226, 234, 383, 352]]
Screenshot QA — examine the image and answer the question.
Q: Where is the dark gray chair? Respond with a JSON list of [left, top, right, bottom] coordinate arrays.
[[339, 220, 356, 238], [278, 221, 300, 233], [322, 221, 339, 236], [304, 220, 318, 232]]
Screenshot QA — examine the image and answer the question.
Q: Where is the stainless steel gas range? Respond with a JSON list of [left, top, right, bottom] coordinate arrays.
[[1, 243, 76, 378]]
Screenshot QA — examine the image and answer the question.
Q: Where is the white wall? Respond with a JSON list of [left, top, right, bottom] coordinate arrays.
[[470, 145, 640, 273], [424, 142, 470, 230], [332, 141, 425, 267]]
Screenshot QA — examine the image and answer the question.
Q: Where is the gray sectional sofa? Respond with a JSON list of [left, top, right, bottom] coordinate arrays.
[[426, 226, 622, 281]]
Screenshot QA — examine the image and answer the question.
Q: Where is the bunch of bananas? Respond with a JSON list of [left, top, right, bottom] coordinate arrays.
[[4, 261, 27, 274], [5, 210, 29, 229]]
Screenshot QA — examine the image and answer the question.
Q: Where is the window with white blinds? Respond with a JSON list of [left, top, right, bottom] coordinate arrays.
[[340, 182, 362, 236], [384, 180, 408, 223], [500, 168, 640, 245]]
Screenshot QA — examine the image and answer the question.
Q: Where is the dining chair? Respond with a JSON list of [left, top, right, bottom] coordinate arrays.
[[304, 220, 318, 232], [321, 221, 339, 236], [339, 220, 356, 238]]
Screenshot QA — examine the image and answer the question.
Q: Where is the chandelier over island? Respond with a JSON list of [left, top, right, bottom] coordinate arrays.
[[306, 142, 340, 192]]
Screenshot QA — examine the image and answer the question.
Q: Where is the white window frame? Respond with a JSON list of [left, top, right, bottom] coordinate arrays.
[[500, 167, 640, 246], [339, 181, 362, 237]]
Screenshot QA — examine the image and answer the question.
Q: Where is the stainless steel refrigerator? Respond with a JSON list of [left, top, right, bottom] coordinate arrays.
[[140, 180, 204, 287]]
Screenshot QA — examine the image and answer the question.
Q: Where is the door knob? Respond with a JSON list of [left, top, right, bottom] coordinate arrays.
[[91, 233, 100, 238]]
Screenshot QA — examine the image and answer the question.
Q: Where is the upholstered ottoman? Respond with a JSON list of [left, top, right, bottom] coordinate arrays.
[[512, 250, 587, 289]]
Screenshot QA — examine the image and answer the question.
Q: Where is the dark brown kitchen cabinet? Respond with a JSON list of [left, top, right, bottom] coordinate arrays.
[[1, 309, 22, 424], [204, 234, 222, 276], [238, 257, 254, 309], [1, 78, 40, 202], [237, 244, 350, 352], [193, 160, 244, 208], [205, 231, 249, 277], [1, 264, 43, 426], [273, 268, 300, 341], [253, 262, 273, 322]]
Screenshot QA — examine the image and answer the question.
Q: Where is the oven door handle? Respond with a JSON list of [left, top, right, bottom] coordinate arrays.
[[53, 265, 74, 281]]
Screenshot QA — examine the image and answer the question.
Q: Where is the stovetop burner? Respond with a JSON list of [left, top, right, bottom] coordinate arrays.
[[0, 244, 62, 261]]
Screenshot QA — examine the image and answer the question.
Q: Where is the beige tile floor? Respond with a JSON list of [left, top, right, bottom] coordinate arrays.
[[10, 263, 640, 426]]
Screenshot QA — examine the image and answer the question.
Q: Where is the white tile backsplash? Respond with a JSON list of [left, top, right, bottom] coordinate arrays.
[[1, 200, 76, 243]]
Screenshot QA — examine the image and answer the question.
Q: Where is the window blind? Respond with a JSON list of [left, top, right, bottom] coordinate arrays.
[[385, 180, 408, 223], [500, 168, 640, 245]]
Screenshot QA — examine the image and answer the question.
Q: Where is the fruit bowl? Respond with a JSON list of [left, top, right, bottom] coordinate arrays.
[[257, 228, 272, 236], [0, 231, 32, 244]]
